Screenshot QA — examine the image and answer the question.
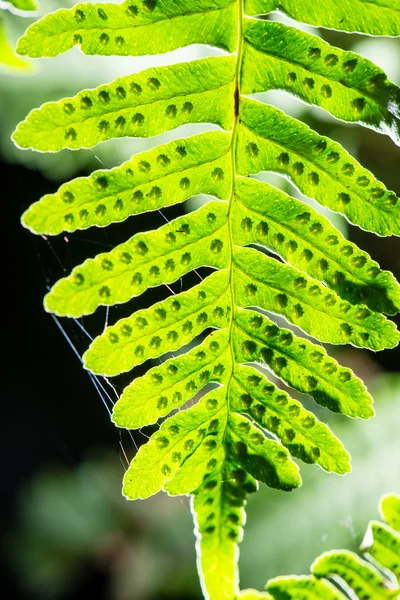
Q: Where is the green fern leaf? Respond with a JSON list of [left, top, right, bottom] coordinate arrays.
[[0, 14, 31, 71], [5, 0, 37, 12], [16, 0, 236, 58], [15, 1, 400, 598], [244, 0, 400, 36], [264, 494, 400, 599]]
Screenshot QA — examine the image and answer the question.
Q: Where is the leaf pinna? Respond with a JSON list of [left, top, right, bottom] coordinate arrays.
[[15, 0, 400, 598]]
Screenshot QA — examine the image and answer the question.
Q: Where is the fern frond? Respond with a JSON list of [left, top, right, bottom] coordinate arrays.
[[4, 0, 37, 12], [15, 2, 400, 599], [264, 493, 400, 599], [0, 14, 30, 71]]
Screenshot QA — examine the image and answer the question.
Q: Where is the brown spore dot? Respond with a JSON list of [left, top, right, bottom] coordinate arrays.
[[245, 283, 257, 296], [73, 273, 84, 286], [288, 240, 298, 252], [325, 294, 336, 307], [278, 152, 290, 166], [147, 77, 160, 90], [135, 317, 148, 330], [303, 77, 315, 90], [121, 324, 132, 337], [171, 451, 182, 463], [247, 374, 261, 386], [309, 285, 321, 296], [246, 142, 259, 157], [367, 266, 380, 278], [318, 259, 329, 272], [167, 364, 178, 375], [305, 376, 318, 390], [65, 128, 77, 141], [295, 212, 310, 224], [134, 345, 144, 357], [274, 232, 285, 245], [95, 204, 106, 216], [133, 190, 144, 202], [166, 104, 177, 118], [74, 9, 85, 21], [288, 404, 300, 417], [210, 239, 223, 253], [327, 151, 340, 163], [181, 252, 191, 265], [157, 154, 170, 166], [116, 86, 126, 99], [132, 113, 144, 126], [196, 350, 206, 361], [180, 177, 190, 190], [130, 82, 142, 94], [126, 4, 138, 16], [165, 259, 175, 272], [98, 120, 109, 134], [267, 416, 280, 433], [182, 320, 193, 334], [138, 160, 150, 172], [315, 140, 327, 153], [286, 71, 297, 84], [321, 85, 332, 99], [311, 351, 323, 363], [310, 447, 321, 460], [184, 439, 194, 452], [279, 332, 293, 345], [371, 187, 385, 199], [242, 340, 257, 355], [80, 96, 92, 109], [302, 249, 313, 261], [275, 394, 287, 405], [167, 330, 178, 342], [264, 324, 279, 336], [357, 175, 370, 187], [176, 145, 186, 157], [131, 272, 143, 286], [197, 312, 208, 325], [182, 101, 193, 113], [149, 186, 162, 199], [79, 209, 88, 221], [355, 308, 370, 319], [150, 336, 162, 349], [241, 217, 253, 231], [63, 102, 75, 115], [115, 36, 125, 47], [155, 308, 167, 321], [197, 289, 205, 299], [293, 162, 305, 176], [149, 265, 160, 277], [101, 259, 113, 271], [212, 167, 224, 180], [157, 397, 168, 409], [308, 171, 320, 186], [338, 192, 351, 205], [172, 300, 181, 311], [115, 116, 126, 129], [108, 332, 119, 344], [210, 341, 219, 351], [352, 97, 366, 113], [95, 176, 108, 190], [308, 47, 321, 59], [135, 240, 148, 255], [276, 294, 288, 308], [343, 58, 358, 72], [352, 255, 367, 268], [186, 380, 196, 392], [257, 221, 269, 236], [213, 363, 225, 376], [326, 235, 339, 246], [62, 190, 74, 204], [114, 199, 124, 212], [274, 357, 287, 371], [200, 370, 211, 382], [283, 428, 296, 443], [98, 91, 110, 104], [143, 0, 157, 11], [98, 8, 107, 19], [302, 415, 315, 428], [310, 222, 323, 234], [340, 323, 352, 337], [325, 53, 338, 66], [99, 285, 111, 299]]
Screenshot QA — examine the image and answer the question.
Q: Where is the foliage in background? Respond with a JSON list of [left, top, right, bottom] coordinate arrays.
[[12, 1, 400, 599], [0, 0, 36, 72]]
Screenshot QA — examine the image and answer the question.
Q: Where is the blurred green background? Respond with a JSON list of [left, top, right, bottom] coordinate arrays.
[[2, 2, 400, 599]]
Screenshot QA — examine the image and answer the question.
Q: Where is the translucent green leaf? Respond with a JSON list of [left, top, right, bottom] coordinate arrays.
[[381, 495, 400, 532], [312, 550, 395, 599], [233, 309, 373, 419], [122, 387, 227, 500], [244, 0, 400, 36], [45, 201, 229, 317], [193, 460, 257, 600], [111, 328, 230, 428], [17, 0, 236, 58], [233, 178, 400, 315], [234, 247, 399, 351], [239, 591, 273, 600], [361, 521, 400, 584], [22, 132, 231, 235], [84, 270, 231, 377], [267, 575, 347, 599], [230, 364, 351, 473], [13, 56, 235, 151], [237, 99, 400, 236], [5, 0, 37, 11], [241, 19, 400, 145]]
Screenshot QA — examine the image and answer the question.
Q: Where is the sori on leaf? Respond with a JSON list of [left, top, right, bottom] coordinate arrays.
[[13, 1, 400, 599]]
